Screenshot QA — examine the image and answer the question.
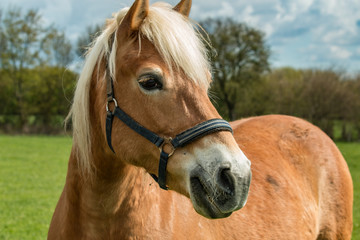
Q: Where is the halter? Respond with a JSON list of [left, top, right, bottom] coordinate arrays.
[[104, 63, 233, 190]]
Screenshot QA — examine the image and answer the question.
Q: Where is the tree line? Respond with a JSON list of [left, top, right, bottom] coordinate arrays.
[[0, 7, 359, 141], [0, 7, 75, 133], [222, 67, 360, 141]]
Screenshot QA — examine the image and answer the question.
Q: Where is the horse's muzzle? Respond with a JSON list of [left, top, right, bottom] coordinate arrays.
[[189, 164, 251, 219]]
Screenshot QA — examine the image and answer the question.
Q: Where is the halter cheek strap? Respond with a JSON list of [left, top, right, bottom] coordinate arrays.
[[105, 65, 233, 190]]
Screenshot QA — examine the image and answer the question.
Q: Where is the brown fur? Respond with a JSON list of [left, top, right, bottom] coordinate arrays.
[[48, 1, 353, 239], [48, 115, 353, 239]]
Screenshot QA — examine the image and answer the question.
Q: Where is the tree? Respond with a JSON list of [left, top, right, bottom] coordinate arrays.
[[0, 7, 44, 129], [201, 18, 271, 120], [261, 68, 354, 139], [76, 24, 102, 58], [0, 7, 74, 132], [42, 28, 74, 67], [262, 67, 305, 116], [299, 69, 351, 138], [342, 75, 360, 141], [353, 76, 360, 140], [27, 66, 76, 133]]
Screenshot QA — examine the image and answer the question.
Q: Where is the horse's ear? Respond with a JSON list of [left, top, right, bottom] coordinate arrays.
[[173, 0, 192, 17], [121, 0, 149, 32]]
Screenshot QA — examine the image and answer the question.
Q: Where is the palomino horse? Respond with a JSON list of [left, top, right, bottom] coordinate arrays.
[[48, 0, 353, 239]]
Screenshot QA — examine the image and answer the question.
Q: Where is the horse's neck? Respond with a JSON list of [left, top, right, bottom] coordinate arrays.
[[64, 149, 159, 238]]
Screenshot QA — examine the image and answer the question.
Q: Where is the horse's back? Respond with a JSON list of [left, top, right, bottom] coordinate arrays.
[[230, 115, 353, 239]]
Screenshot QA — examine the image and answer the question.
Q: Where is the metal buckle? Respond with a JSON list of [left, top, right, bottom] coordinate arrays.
[[159, 137, 175, 157], [106, 98, 118, 113]]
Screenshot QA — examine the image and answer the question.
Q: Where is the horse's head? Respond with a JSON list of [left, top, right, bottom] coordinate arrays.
[[72, 0, 251, 219]]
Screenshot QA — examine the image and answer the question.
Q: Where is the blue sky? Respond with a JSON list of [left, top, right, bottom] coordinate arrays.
[[1, 0, 360, 73]]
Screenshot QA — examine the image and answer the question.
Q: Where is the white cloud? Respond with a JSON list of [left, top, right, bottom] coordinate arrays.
[[321, 29, 348, 45], [330, 45, 352, 59], [262, 23, 274, 37], [356, 48, 360, 55], [275, 0, 313, 22], [217, 2, 235, 17], [313, 0, 360, 45], [39, 0, 72, 26], [192, 1, 236, 19], [241, 5, 256, 23]]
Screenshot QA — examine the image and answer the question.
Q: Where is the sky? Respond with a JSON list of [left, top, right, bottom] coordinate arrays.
[[1, 0, 360, 73]]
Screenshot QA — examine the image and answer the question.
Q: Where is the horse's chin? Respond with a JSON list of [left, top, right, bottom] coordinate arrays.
[[189, 176, 239, 219], [192, 196, 233, 219]]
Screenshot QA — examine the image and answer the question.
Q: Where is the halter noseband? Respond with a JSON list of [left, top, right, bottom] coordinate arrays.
[[104, 65, 233, 190]]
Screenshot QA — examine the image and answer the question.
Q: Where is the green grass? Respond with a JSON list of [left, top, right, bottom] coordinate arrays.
[[0, 136, 71, 240], [337, 142, 360, 239], [0, 136, 358, 239]]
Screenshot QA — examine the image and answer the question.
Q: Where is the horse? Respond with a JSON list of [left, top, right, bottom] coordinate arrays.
[[48, 0, 353, 239]]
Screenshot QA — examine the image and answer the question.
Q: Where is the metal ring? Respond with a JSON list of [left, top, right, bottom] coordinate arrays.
[[106, 98, 118, 112], [159, 137, 175, 157]]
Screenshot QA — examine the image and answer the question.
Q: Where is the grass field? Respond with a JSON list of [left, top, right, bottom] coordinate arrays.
[[337, 142, 360, 239], [0, 136, 71, 240], [0, 136, 359, 239]]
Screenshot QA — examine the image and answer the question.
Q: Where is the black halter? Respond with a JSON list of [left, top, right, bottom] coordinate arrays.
[[105, 68, 233, 190]]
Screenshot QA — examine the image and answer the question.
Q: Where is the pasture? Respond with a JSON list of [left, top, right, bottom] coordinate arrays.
[[0, 135, 359, 239]]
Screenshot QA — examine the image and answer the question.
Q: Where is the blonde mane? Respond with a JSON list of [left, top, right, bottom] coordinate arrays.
[[68, 2, 212, 176]]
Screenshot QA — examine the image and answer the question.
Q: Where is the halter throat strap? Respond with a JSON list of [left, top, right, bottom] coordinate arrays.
[[104, 66, 233, 190]]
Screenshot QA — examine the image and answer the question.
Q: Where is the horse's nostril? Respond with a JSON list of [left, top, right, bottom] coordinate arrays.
[[218, 168, 235, 196]]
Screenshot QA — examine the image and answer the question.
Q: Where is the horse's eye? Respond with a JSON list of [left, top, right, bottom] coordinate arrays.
[[138, 74, 163, 91]]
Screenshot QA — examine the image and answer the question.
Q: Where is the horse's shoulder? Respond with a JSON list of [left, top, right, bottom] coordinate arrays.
[[231, 114, 314, 130], [231, 114, 326, 143], [231, 114, 349, 182], [230, 114, 339, 170]]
